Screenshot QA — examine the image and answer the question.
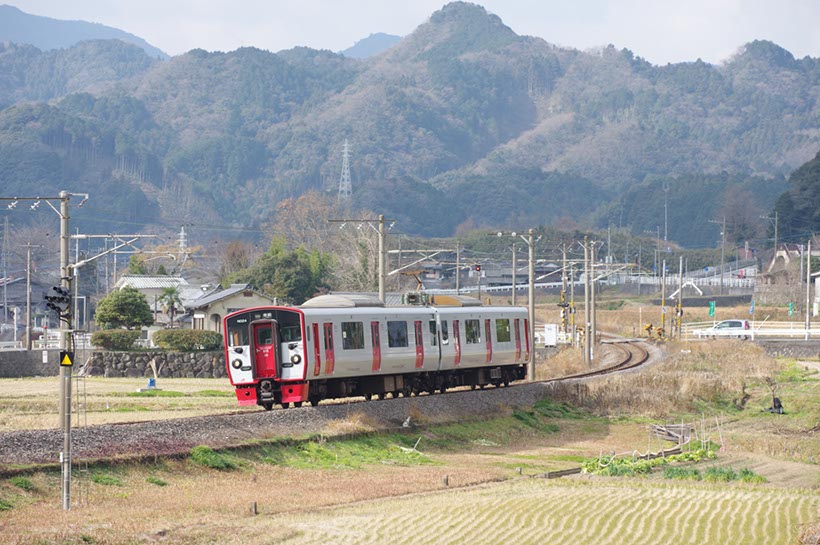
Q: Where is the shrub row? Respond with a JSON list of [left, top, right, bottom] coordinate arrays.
[[152, 329, 223, 351], [90, 330, 141, 350]]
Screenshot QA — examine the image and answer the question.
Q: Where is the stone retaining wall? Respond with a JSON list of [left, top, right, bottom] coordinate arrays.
[[83, 351, 226, 379], [757, 341, 820, 359]]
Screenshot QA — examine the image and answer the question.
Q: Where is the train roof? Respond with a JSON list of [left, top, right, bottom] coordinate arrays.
[[300, 293, 484, 309], [300, 294, 384, 308]]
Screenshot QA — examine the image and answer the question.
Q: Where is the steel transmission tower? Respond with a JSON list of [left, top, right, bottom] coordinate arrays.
[[338, 139, 352, 202]]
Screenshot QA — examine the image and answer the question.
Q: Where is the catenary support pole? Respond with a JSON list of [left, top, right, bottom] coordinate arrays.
[[528, 229, 535, 382]]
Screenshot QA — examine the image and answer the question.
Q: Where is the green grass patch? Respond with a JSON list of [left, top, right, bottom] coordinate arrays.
[[778, 362, 816, 383], [9, 476, 33, 491], [126, 390, 186, 398], [258, 434, 432, 469], [193, 389, 233, 397], [146, 476, 168, 487], [110, 406, 151, 413], [90, 473, 124, 486], [0, 498, 13, 510], [532, 398, 585, 419], [190, 445, 238, 470]]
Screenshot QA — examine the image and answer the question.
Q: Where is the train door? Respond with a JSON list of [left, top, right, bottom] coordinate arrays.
[[484, 319, 493, 363], [414, 320, 424, 368], [323, 322, 335, 375], [251, 320, 278, 379], [514, 318, 522, 361], [452, 319, 461, 366], [312, 323, 322, 376], [524, 318, 530, 364], [370, 321, 381, 372]]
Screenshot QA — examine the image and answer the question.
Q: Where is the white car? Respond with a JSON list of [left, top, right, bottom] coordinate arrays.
[[695, 319, 751, 339]]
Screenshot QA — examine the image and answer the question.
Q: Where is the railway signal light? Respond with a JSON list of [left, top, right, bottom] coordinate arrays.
[[474, 264, 481, 272], [45, 285, 71, 321]]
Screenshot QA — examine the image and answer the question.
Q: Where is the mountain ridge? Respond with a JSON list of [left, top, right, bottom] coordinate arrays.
[[0, 4, 168, 59], [0, 2, 816, 246]]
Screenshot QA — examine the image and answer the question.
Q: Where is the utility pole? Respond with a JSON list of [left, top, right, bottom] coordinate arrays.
[[328, 216, 394, 303], [761, 211, 778, 265], [660, 259, 666, 336], [561, 243, 568, 335], [23, 243, 36, 351], [583, 236, 591, 367], [663, 181, 669, 241], [527, 229, 535, 382], [378, 214, 385, 302], [806, 239, 812, 339], [2, 217, 8, 323], [590, 241, 597, 355], [511, 243, 517, 306], [677, 255, 684, 340], [58, 191, 72, 512], [709, 217, 727, 295], [455, 242, 461, 295], [569, 262, 576, 347]]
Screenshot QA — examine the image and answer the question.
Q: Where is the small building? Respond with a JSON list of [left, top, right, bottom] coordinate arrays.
[[112, 274, 205, 325], [186, 284, 275, 333]]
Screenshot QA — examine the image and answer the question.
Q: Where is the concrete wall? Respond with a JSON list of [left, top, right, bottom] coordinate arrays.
[[0, 350, 62, 377]]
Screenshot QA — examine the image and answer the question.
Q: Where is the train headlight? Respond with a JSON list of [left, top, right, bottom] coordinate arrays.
[[290, 354, 302, 365], [231, 359, 243, 369]]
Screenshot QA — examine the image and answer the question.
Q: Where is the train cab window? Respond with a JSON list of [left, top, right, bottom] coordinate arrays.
[[495, 319, 511, 342], [387, 321, 408, 348], [429, 321, 437, 346], [256, 327, 273, 346], [226, 316, 250, 347], [280, 325, 302, 343], [465, 319, 481, 344], [440, 320, 449, 344], [341, 321, 365, 350]]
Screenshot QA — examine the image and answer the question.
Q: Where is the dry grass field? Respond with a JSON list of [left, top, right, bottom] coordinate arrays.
[[1, 306, 818, 544]]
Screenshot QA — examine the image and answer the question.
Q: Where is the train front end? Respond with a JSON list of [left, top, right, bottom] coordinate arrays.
[[223, 307, 308, 410]]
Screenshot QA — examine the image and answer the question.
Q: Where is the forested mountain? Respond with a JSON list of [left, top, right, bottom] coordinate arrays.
[[340, 33, 402, 59], [0, 4, 167, 59], [0, 2, 817, 246], [771, 151, 820, 244]]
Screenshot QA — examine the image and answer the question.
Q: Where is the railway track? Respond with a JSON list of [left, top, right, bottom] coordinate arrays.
[[0, 339, 655, 466]]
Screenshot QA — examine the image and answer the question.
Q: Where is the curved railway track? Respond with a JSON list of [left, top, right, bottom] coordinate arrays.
[[0, 339, 655, 466]]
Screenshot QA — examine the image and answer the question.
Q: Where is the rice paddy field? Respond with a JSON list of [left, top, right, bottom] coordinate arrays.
[[0, 324, 818, 545]]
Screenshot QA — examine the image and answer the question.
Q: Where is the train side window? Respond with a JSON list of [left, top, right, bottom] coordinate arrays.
[[465, 319, 481, 344], [440, 320, 449, 344], [341, 321, 365, 350], [496, 318, 511, 342], [429, 321, 437, 346], [324, 323, 334, 351], [387, 321, 408, 348]]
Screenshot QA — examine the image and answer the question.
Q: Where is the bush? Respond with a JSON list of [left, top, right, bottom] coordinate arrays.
[[152, 329, 223, 351], [190, 445, 237, 470], [91, 330, 141, 350]]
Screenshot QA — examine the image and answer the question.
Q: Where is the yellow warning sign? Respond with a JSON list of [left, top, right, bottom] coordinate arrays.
[[59, 351, 74, 367]]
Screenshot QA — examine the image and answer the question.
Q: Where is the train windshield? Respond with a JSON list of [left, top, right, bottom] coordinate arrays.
[[226, 309, 302, 347]]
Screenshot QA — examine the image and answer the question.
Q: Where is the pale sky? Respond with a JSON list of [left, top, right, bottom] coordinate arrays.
[[8, 0, 820, 65]]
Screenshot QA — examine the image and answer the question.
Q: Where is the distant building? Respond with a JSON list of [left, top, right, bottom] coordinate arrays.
[[185, 284, 274, 333], [112, 274, 206, 325]]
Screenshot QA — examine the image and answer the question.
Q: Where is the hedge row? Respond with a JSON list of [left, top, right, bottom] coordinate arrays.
[[152, 329, 223, 351], [90, 330, 141, 350]]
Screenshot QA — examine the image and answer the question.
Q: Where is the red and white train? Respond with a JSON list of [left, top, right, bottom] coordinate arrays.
[[223, 294, 530, 409]]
